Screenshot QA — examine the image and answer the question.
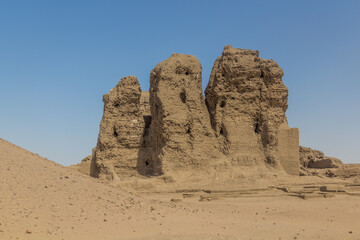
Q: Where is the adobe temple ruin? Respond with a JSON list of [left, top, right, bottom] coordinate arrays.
[[88, 46, 302, 181]]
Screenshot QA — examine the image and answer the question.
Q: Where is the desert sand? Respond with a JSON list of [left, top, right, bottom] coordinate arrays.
[[1, 138, 360, 240]]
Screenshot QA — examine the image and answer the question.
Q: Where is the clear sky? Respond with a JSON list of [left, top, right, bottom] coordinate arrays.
[[1, 0, 359, 165]]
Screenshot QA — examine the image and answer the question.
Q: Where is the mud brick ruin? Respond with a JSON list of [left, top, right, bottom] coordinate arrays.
[[89, 46, 302, 180]]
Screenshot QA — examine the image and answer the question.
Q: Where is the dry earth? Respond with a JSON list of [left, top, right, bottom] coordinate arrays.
[[1, 138, 360, 240]]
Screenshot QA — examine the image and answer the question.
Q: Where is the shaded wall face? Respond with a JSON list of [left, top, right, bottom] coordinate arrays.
[[136, 91, 154, 176]]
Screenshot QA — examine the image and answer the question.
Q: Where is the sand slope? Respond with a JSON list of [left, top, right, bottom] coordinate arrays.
[[0, 138, 149, 239]]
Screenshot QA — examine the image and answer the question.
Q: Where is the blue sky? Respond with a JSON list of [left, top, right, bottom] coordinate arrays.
[[0, 0, 359, 165]]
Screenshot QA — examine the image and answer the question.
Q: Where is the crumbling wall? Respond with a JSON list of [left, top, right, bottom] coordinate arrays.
[[205, 46, 290, 168], [69, 155, 91, 175], [299, 146, 324, 168], [299, 146, 345, 177], [91, 76, 145, 180], [299, 146, 342, 169]]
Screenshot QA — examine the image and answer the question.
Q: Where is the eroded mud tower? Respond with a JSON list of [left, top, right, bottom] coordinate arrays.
[[90, 46, 300, 181], [205, 46, 299, 175], [90, 76, 145, 180], [148, 53, 222, 176]]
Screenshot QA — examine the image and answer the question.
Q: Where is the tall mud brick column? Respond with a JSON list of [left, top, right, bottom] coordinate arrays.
[[91, 76, 145, 180], [148, 53, 221, 176]]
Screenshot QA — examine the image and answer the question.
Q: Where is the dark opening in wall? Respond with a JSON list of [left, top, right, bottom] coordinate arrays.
[[220, 101, 226, 108], [143, 115, 152, 129], [175, 67, 191, 75], [265, 155, 275, 164], [113, 127, 118, 137], [186, 127, 191, 134], [180, 90, 186, 103], [114, 103, 120, 108], [254, 122, 260, 134], [145, 160, 149, 166], [260, 70, 264, 78], [219, 124, 227, 138]]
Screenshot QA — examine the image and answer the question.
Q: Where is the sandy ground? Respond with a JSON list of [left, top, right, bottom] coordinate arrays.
[[1, 138, 359, 240]]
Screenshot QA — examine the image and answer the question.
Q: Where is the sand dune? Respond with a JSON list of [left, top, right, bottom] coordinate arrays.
[[0, 138, 151, 239]]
